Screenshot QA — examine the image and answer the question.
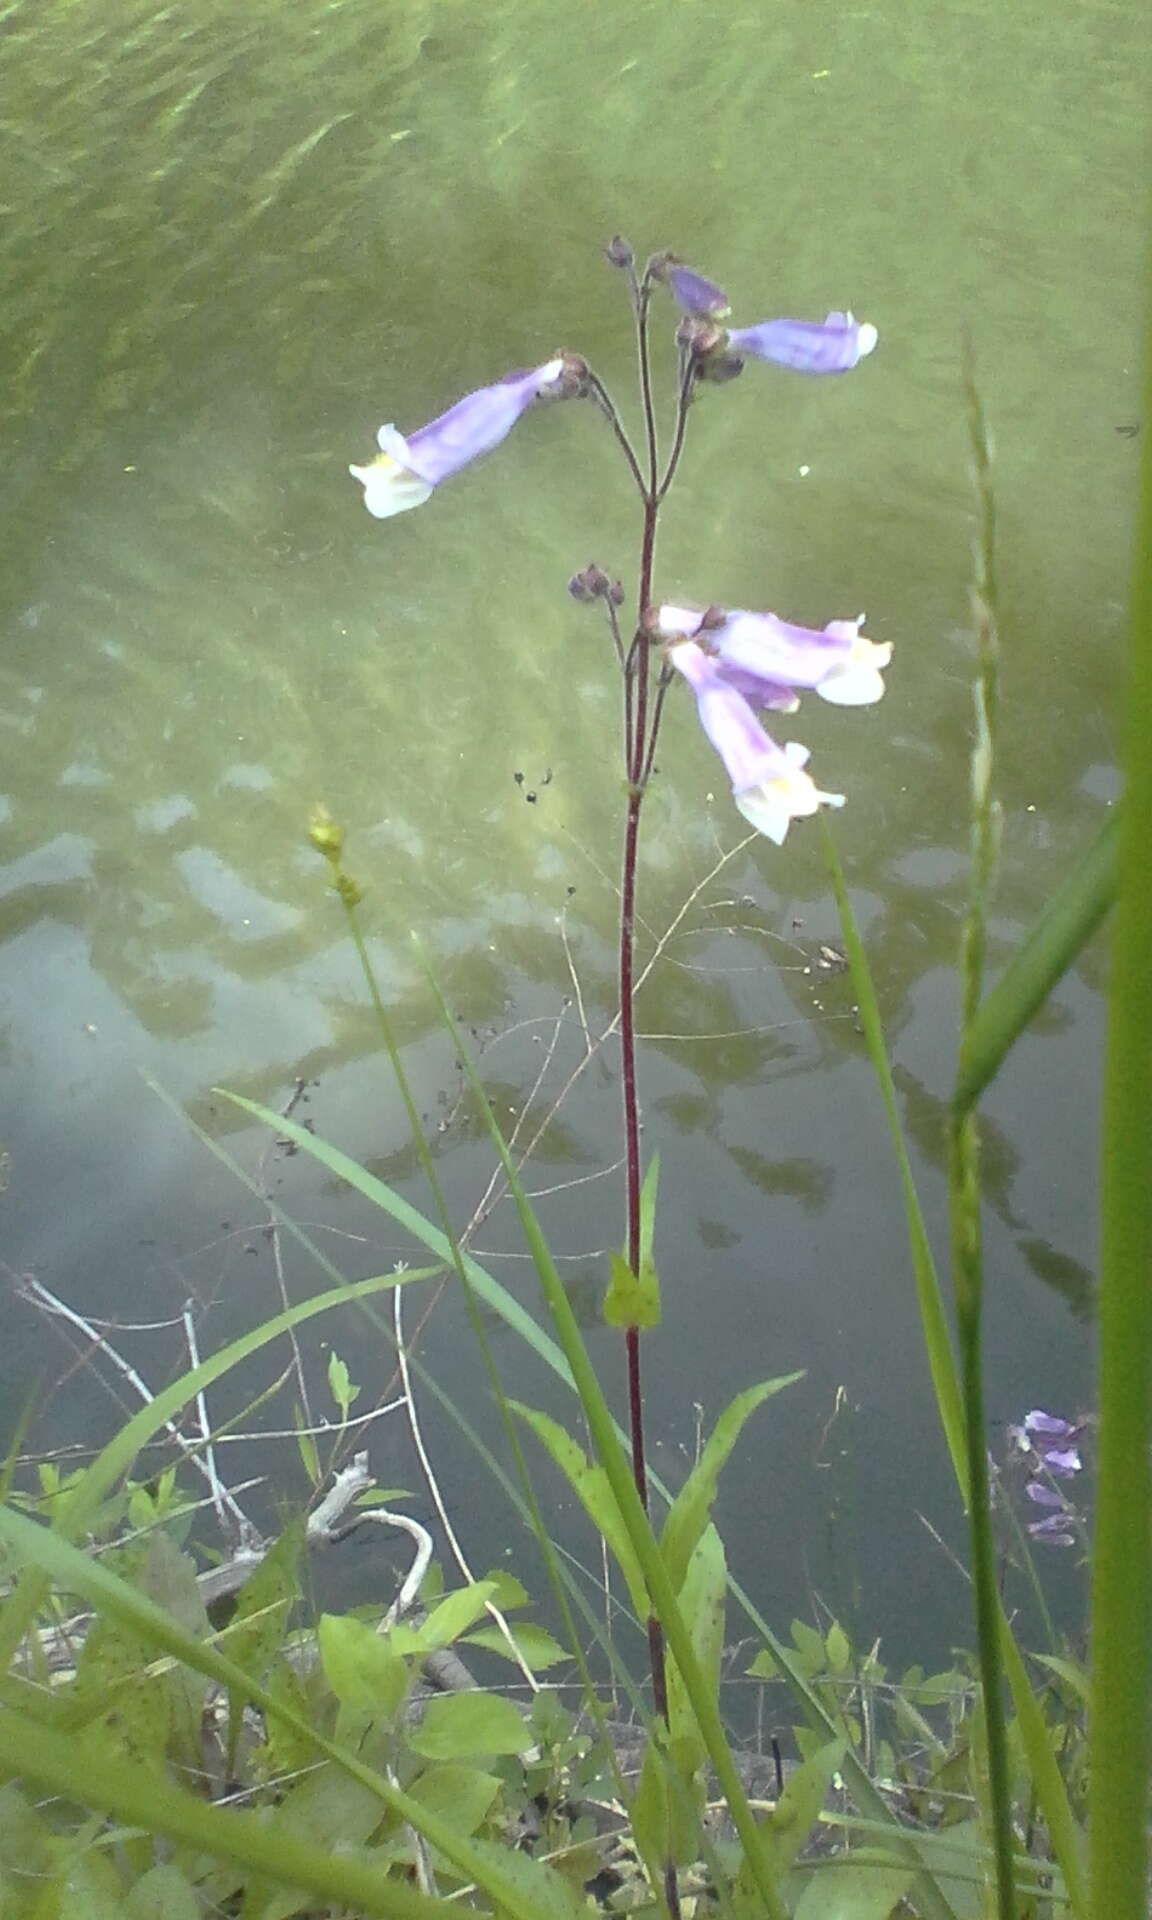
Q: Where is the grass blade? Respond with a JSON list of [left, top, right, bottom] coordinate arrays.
[[822, 827, 967, 1492], [412, 946, 790, 1920], [1087, 300, 1152, 1920], [956, 810, 1117, 1108], [0, 1712, 448, 1919]]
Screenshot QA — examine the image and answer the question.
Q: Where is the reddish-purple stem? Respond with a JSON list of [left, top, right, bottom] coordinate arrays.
[[612, 261, 685, 1915]]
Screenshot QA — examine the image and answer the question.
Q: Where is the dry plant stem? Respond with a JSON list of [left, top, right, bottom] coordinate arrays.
[[261, 1078, 315, 1432], [181, 1304, 230, 1539], [391, 1285, 537, 1690], [22, 1277, 258, 1547]]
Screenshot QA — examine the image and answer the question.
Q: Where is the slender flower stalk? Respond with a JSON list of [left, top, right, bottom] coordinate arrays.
[[349, 244, 880, 1917]]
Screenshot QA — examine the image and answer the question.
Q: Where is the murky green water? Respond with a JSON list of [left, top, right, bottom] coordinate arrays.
[[2, 0, 1143, 1660]]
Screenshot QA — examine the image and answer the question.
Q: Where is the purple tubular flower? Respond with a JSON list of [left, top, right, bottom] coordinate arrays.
[[1023, 1410, 1078, 1439], [1027, 1514, 1076, 1546], [1025, 1482, 1066, 1509], [1038, 1447, 1082, 1478], [667, 640, 844, 844], [663, 262, 731, 319], [656, 604, 891, 709], [726, 311, 878, 374], [350, 358, 566, 518]]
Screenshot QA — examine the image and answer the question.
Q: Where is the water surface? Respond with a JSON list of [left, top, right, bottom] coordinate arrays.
[[2, 0, 1143, 1666]]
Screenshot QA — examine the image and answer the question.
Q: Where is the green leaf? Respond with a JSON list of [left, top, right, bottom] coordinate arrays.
[[270, 1761, 387, 1852], [825, 1622, 851, 1675], [317, 1612, 409, 1719], [294, 1412, 321, 1486], [760, 1738, 845, 1878], [327, 1349, 360, 1416], [0, 1708, 448, 1920], [125, 1863, 202, 1920], [409, 1690, 531, 1760], [631, 1732, 703, 1875], [605, 1153, 662, 1328], [602, 1249, 661, 1329], [1033, 1652, 1090, 1707], [462, 1837, 593, 1920], [0, 1783, 54, 1882], [511, 1403, 647, 1616], [666, 1523, 727, 1775], [73, 1611, 172, 1766], [222, 1517, 304, 1681], [416, 1580, 499, 1651], [746, 1648, 777, 1680], [790, 1619, 830, 1675], [478, 1568, 528, 1609], [43, 1850, 126, 1920], [792, 1855, 915, 1918], [405, 1762, 501, 1836], [463, 1622, 571, 1671], [660, 1378, 800, 1591], [0, 1512, 561, 1920], [639, 1151, 660, 1263]]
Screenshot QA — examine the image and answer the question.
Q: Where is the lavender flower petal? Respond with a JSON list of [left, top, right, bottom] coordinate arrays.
[[1038, 1447, 1082, 1478], [712, 609, 891, 708], [1025, 1482, 1066, 1508], [726, 311, 878, 375], [1023, 1410, 1078, 1439], [350, 358, 565, 518], [1027, 1515, 1076, 1545], [662, 261, 731, 319], [667, 640, 843, 844]]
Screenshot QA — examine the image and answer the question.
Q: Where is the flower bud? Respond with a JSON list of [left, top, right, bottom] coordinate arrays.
[[695, 350, 745, 386], [540, 352, 591, 402], [653, 255, 731, 319], [568, 564, 611, 602], [605, 235, 634, 269], [309, 806, 345, 862]]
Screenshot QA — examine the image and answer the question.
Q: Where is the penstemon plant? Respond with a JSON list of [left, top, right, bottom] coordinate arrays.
[[349, 238, 885, 1755]]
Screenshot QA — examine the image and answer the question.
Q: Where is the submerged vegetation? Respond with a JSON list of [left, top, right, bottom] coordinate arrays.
[[1, 241, 1147, 1920]]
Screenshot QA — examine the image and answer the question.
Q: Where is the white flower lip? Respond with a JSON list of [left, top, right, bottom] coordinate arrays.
[[348, 453, 434, 519]]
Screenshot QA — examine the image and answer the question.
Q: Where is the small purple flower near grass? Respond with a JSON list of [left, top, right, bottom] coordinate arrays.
[[350, 357, 569, 518], [1008, 1408, 1087, 1547]]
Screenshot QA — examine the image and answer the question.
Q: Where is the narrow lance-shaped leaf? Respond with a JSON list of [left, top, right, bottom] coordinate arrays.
[[665, 1522, 728, 1776], [956, 809, 1117, 1109], [660, 1377, 801, 1591], [510, 1402, 648, 1615]]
